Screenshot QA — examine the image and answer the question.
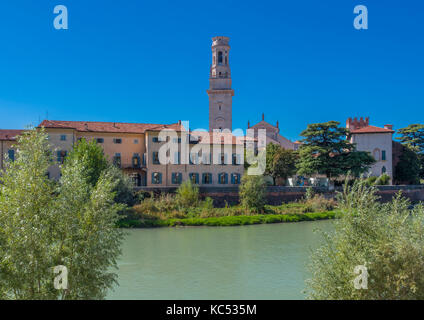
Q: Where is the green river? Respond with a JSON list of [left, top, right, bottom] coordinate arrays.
[[107, 220, 333, 300]]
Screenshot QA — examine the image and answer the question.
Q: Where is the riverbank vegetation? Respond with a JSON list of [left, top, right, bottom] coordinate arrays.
[[307, 179, 424, 299], [119, 179, 338, 228]]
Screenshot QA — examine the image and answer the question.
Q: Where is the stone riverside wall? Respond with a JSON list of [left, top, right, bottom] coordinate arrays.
[[135, 185, 424, 208]]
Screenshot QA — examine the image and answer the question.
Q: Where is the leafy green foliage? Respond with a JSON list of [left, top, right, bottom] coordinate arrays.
[[66, 138, 135, 206], [395, 145, 421, 184], [307, 179, 424, 299], [265, 144, 298, 185], [297, 121, 375, 179], [175, 180, 200, 208], [239, 174, 267, 213], [397, 124, 424, 152], [65, 138, 108, 187], [0, 129, 123, 300], [374, 173, 390, 185], [397, 124, 424, 181]]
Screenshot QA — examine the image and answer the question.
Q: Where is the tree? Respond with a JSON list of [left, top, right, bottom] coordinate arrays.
[[397, 124, 424, 181], [397, 124, 424, 152], [65, 138, 108, 187], [339, 150, 376, 178], [0, 128, 123, 299], [0, 128, 57, 299], [297, 121, 375, 180], [175, 180, 199, 208], [239, 174, 267, 213], [66, 138, 135, 206], [272, 148, 298, 185], [394, 145, 421, 184], [307, 180, 424, 299]]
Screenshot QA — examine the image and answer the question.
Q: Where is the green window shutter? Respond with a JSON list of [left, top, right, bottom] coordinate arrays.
[[159, 173, 162, 184], [152, 173, 155, 184], [224, 173, 228, 184], [57, 151, 61, 162], [382, 150, 386, 161], [231, 174, 235, 184], [171, 173, 175, 184], [196, 173, 199, 184]]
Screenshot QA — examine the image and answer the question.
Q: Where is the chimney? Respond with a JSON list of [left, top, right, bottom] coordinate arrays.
[[247, 120, 250, 129], [276, 121, 279, 129], [178, 120, 181, 125], [262, 113, 264, 121], [384, 124, 393, 130]]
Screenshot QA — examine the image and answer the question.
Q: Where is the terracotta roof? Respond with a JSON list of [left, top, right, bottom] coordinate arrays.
[[349, 125, 394, 134], [39, 120, 184, 134], [0, 129, 25, 141]]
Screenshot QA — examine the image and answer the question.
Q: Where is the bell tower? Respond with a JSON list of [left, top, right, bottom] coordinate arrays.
[[208, 36, 234, 132]]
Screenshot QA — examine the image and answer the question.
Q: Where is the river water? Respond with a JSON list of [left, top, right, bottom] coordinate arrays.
[[107, 220, 333, 300]]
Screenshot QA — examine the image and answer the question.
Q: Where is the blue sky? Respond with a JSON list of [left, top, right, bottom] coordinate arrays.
[[0, 0, 423, 141]]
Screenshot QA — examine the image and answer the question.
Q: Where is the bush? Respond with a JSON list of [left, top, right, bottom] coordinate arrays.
[[239, 174, 267, 213], [365, 176, 377, 186], [307, 179, 424, 299], [374, 173, 390, 185], [175, 180, 199, 208], [302, 194, 336, 213]]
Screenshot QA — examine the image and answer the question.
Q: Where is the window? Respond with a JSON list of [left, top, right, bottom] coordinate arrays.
[[172, 137, 182, 143], [152, 172, 162, 184], [60, 135, 67, 141], [113, 138, 122, 144], [152, 152, 160, 164], [203, 153, 211, 165], [189, 152, 197, 165], [96, 138, 104, 143], [172, 172, 182, 184], [382, 150, 386, 161], [232, 153, 241, 165], [134, 139, 139, 144], [373, 148, 380, 161], [218, 51, 223, 64], [152, 137, 159, 143], [57, 150, 67, 164], [220, 153, 227, 165], [231, 173, 241, 184], [113, 153, 121, 167], [130, 173, 142, 187], [382, 166, 387, 174], [189, 173, 199, 184], [132, 153, 141, 168], [218, 173, 228, 184], [174, 152, 181, 165], [8, 149, 15, 162], [202, 173, 212, 184], [142, 153, 146, 165]]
